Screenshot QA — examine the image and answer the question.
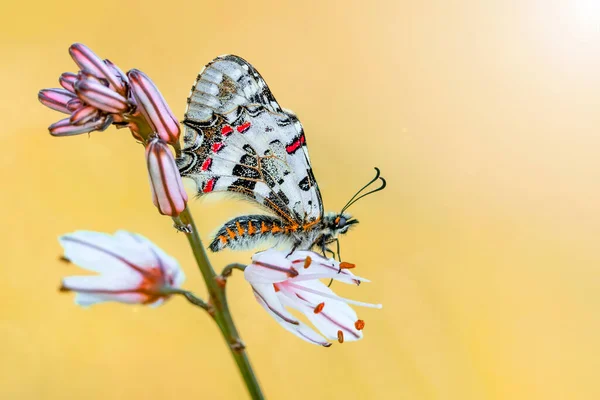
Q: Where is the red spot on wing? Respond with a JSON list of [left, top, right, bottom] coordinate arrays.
[[211, 142, 224, 153], [203, 178, 216, 193], [286, 135, 305, 154], [221, 125, 233, 136], [201, 158, 212, 171], [237, 122, 251, 133]]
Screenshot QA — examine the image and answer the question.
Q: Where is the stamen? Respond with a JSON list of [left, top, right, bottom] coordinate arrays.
[[339, 262, 355, 269], [303, 256, 312, 269], [313, 302, 325, 314], [355, 320, 365, 330], [273, 284, 280, 293], [337, 330, 344, 343]]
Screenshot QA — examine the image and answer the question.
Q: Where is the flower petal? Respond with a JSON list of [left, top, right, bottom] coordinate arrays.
[[49, 116, 112, 136], [245, 249, 300, 284], [69, 43, 125, 93], [113, 230, 185, 288], [59, 231, 146, 277], [251, 283, 330, 347], [288, 250, 367, 285], [38, 88, 75, 114], [145, 138, 188, 216], [74, 78, 129, 114], [278, 282, 363, 342], [128, 69, 180, 145]]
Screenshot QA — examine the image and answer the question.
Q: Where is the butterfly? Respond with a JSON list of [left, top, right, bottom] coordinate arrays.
[[176, 55, 385, 257]]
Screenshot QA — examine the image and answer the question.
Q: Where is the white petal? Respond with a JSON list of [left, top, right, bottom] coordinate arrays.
[[252, 284, 330, 347], [278, 283, 363, 342], [113, 230, 185, 287], [287, 250, 367, 285], [72, 292, 146, 307], [287, 280, 382, 309], [244, 249, 298, 284], [278, 318, 332, 347], [59, 231, 141, 278], [251, 283, 298, 324], [62, 274, 143, 293]]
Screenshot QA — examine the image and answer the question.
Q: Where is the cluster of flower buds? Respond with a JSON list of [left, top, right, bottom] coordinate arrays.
[[245, 249, 381, 346], [39, 43, 187, 216]]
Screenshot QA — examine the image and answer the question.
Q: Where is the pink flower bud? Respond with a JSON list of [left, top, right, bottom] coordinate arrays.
[[38, 88, 76, 114], [146, 138, 188, 216], [104, 59, 129, 88], [59, 72, 78, 93], [74, 78, 129, 114], [69, 43, 125, 94], [128, 69, 180, 145], [49, 115, 112, 137], [66, 98, 83, 112], [70, 105, 100, 126], [59, 230, 185, 307]]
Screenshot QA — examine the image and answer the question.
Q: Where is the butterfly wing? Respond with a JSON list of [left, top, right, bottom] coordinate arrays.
[[177, 55, 323, 225]]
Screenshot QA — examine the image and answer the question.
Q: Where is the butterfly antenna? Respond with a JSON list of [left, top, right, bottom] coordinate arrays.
[[341, 167, 387, 213]]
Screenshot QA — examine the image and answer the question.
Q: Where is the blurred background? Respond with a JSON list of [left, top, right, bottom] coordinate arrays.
[[1, 0, 599, 399]]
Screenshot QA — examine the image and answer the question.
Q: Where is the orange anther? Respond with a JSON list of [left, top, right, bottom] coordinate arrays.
[[355, 319, 365, 330], [313, 302, 325, 314], [303, 256, 312, 269], [339, 262, 355, 269], [337, 330, 344, 343]]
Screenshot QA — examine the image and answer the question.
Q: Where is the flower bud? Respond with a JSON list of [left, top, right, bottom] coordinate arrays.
[[128, 69, 180, 145], [49, 115, 112, 137], [59, 72, 78, 93], [145, 138, 188, 216], [69, 43, 125, 94], [74, 78, 129, 114], [70, 105, 100, 126], [38, 88, 76, 114]]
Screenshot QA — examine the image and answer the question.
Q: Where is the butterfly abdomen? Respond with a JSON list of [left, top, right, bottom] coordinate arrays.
[[209, 215, 303, 252]]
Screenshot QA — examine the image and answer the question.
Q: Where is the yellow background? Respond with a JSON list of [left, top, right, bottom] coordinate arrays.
[[2, 1, 599, 399]]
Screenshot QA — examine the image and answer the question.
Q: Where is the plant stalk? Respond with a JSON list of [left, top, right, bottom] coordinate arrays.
[[174, 207, 264, 400]]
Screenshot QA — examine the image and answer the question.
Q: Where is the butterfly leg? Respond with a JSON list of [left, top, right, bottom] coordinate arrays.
[[286, 241, 302, 258], [325, 238, 343, 287]]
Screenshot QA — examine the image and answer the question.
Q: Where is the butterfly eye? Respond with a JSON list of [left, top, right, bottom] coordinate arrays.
[[337, 216, 346, 228]]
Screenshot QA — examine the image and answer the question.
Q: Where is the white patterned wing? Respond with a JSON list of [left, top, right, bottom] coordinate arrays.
[[177, 55, 323, 225]]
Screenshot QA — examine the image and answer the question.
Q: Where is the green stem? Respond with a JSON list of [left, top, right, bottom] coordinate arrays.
[[222, 263, 247, 278], [173, 207, 264, 400]]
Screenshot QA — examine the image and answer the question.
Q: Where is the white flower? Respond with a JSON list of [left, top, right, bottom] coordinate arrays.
[[59, 230, 185, 307], [244, 249, 381, 347]]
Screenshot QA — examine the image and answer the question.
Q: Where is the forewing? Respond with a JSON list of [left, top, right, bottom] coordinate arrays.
[[177, 55, 323, 224]]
